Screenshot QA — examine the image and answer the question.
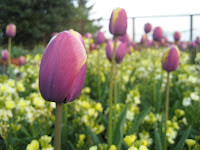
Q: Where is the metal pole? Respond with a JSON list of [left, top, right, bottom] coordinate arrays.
[[190, 15, 193, 41], [132, 17, 135, 41]]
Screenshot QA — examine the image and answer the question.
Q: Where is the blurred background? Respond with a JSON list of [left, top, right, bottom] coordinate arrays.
[[0, 0, 200, 48]]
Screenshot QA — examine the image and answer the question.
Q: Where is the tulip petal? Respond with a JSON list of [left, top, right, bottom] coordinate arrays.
[[39, 31, 86, 103]]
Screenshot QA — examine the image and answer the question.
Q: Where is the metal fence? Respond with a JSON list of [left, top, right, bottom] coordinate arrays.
[[70, 14, 200, 42]]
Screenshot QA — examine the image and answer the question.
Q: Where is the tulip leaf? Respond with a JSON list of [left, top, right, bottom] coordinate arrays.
[[20, 125, 32, 138], [86, 126, 101, 145], [154, 122, 163, 150], [112, 105, 128, 150], [129, 107, 152, 134], [9, 65, 16, 80], [174, 126, 191, 150]]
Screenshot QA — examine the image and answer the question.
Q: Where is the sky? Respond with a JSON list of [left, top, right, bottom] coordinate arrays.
[[86, 0, 200, 42]]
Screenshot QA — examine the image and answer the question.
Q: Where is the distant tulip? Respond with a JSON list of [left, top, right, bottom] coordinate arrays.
[[180, 42, 188, 51], [144, 23, 152, 33], [118, 33, 131, 46], [153, 27, 163, 41], [52, 32, 58, 37], [96, 31, 105, 44], [189, 41, 196, 49], [106, 40, 126, 64], [195, 36, 200, 45], [109, 8, 127, 36], [141, 34, 148, 44], [174, 31, 181, 42], [1, 50, 9, 61], [85, 32, 93, 39], [69, 29, 85, 48], [18, 56, 26, 65], [132, 42, 136, 48], [90, 43, 97, 52], [39, 31, 87, 103], [6, 23, 16, 37], [162, 45, 180, 72]]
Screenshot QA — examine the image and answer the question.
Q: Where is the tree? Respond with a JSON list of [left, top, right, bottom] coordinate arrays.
[[0, 0, 74, 48], [68, 0, 102, 35]]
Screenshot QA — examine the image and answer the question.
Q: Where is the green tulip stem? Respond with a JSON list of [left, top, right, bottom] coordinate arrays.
[[97, 45, 101, 99], [3, 61, 6, 75], [8, 37, 12, 74], [108, 36, 118, 147], [54, 103, 63, 150], [164, 71, 170, 150], [113, 62, 117, 124]]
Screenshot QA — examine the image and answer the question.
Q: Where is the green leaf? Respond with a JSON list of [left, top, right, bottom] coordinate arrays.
[[112, 105, 128, 150], [9, 65, 16, 80], [174, 126, 191, 150], [20, 125, 32, 138], [154, 122, 163, 150], [86, 126, 101, 145], [129, 107, 152, 134]]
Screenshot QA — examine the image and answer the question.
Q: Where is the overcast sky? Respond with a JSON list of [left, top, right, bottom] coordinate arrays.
[[87, 0, 200, 41]]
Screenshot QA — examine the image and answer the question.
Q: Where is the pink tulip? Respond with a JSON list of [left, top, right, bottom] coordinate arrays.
[[109, 8, 127, 36], [6, 24, 16, 37], [39, 31, 87, 103], [106, 40, 127, 64]]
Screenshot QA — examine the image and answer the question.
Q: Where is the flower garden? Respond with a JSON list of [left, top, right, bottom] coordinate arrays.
[[1, 7, 200, 150]]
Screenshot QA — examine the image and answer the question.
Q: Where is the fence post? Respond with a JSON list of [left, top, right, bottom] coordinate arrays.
[[132, 17, 135, 41], [190, 15, 193, 41]]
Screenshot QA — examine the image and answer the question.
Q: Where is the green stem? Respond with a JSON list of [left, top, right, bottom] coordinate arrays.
[[3, 61, 5, 75], [113, 63, 117, 124], [108, 36, 118, 147], [8, 37, 12, 74], [97, 46, 101, 99], [164, 72, 170, 150], [54, 103, 63, 150]]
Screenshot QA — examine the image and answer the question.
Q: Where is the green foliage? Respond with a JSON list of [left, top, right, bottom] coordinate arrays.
[[174, 126, 191, 150], [112, 105, 128, 150]]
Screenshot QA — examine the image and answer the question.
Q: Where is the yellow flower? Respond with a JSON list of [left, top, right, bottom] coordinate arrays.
[[0, 84, 7, 92], [5, 100, 15, 110], [95, 103, 103, 112], [124, 136, 133, 146], [33, 97, 45, 108], [88, 108, 95, 116], [89, 145, 97, 150], [185, 139, 196, 147], [128, 146, 138, 150], [26, 140, 39, 150], [139, 145, 149, 150], [109, 145, 117, 150], [16, 82, 25, 92], [79, 134, 86, 141]]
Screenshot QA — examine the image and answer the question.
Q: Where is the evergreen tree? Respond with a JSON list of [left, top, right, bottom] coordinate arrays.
[[0, 0, 74, 48]]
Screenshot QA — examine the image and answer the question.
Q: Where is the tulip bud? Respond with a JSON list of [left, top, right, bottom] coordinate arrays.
[[118, 33, 131, 46], [174, 31, 181, 42], [153, 27, 163, 41], [132, 42, 136, 48], [1, 50, 9, 61], [6, 23, 16, 37], [195, 36, 200, 45], [144, 23, 152, 33], [189, 41, 196, 49], [106, 40, 126, 64], [96, 31, 105, 44], [141, 34, 148, 44], [39, 31, 87, 103], [85, 32, 93, 39], [180, 42, 188, 51], [109, 8, 127, 36], [52, 32, 58, 37], [162, 45, 180, 72], [90, 43, 97, 52], [69, 29, 85, 48], [18, 56, 26, 65]]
